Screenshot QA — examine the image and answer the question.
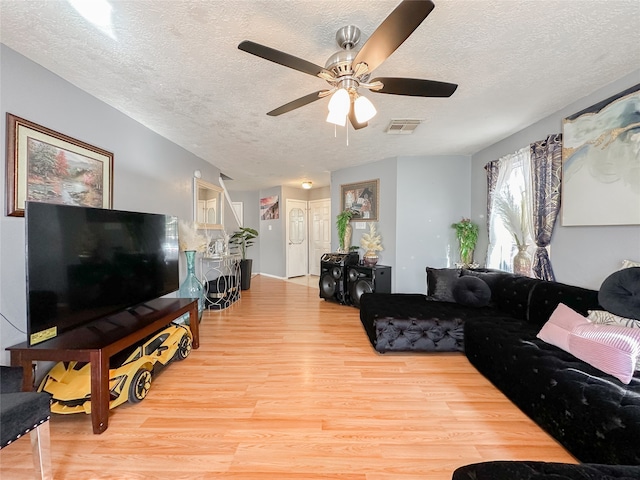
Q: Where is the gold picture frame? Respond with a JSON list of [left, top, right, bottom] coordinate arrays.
[[340, 179, 379, 221], [6, 113, 113, 217]]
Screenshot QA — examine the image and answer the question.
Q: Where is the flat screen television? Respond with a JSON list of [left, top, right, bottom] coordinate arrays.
[[25, 202, 179, 345]]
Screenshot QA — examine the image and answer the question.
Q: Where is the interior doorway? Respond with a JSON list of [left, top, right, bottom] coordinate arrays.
[[308, 198, 331, 276], [286, 199, 308, 278], [285, 197, 331, 278]]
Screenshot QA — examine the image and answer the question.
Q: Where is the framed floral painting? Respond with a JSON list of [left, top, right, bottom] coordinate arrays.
[[6, 113, 113, 216]]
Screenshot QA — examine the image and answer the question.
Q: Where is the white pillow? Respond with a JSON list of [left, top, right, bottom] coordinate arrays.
[[588, 310, 640, 329], [621, 259, 640, 269]]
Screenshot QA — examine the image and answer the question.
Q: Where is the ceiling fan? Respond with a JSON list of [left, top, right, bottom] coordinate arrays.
[[238, 0, 457, 130]]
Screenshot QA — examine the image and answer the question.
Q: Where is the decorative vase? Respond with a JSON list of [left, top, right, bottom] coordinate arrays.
[[179, 250, 204, 322], [363, 250, 379, 266], [460, 248, 474, 266], [341, 224, 353, 253], [513, 244, 532, 277], [239, 258, 253, 290]]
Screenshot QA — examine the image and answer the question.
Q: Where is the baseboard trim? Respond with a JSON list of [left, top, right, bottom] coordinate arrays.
[[257, 273, 286, 280]]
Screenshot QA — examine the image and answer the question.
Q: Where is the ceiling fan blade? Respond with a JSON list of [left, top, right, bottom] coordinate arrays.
[[371, 77, 458, 97], [348, 102, 368, 130], [267, 90, 330, 116], [239, 40, 327, 78], [352, 0, 435, 74]]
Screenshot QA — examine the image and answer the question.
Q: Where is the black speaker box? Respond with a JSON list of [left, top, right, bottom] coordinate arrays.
[[318, 252, 359, 305], [347, 265, 392, 308]]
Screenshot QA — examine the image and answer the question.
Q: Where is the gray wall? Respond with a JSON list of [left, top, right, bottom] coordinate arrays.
[[331, 158, 399, 289], [229, 184, 329, 279], [396, 155, 471, 293], [331, 155, 470, 293], [471, 69, 640, 290], [0, 45, 221, 364], [226, 189, 261, 271]]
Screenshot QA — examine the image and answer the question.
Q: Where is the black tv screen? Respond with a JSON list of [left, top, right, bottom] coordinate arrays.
[[25, 202, 179, 345]]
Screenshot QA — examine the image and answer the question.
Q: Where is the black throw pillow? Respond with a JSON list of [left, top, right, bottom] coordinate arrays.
[[452, 276, 492, 307], [599, 267, 640, 320], [426, 267, 460, 302]]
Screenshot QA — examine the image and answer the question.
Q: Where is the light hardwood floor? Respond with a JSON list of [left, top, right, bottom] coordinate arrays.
[[0, 276, 575, 479]]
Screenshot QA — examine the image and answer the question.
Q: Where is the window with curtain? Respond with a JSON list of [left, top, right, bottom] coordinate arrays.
[[486, 147, 536, 275]]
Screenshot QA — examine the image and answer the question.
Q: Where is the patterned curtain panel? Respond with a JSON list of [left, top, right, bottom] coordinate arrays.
[[530, 133, 562, 281], [484, 160, 501, 235]]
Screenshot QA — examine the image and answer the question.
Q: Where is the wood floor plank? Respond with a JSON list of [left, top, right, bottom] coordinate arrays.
[[0, 275, 576, 479]]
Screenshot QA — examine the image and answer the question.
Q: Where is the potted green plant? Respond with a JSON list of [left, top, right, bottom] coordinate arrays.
[[230, 227, 259, 290], [451, 218, 479, 267], [336, 209, 354, 252]]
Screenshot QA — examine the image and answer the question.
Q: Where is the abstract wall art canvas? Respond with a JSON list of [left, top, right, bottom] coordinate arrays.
[[561, 84, 640, 226], [260, 195, 279, 220]]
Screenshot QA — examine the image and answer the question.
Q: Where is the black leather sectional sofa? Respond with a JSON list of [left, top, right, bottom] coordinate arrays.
[[359, 267, 640, 473]]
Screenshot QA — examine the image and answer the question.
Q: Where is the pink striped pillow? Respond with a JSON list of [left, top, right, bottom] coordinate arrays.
[[538, 304, 640, 384]]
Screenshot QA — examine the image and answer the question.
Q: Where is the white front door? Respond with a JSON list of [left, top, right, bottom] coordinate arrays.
[[308, 198, 331, 276], [286, 199, 308, 278]]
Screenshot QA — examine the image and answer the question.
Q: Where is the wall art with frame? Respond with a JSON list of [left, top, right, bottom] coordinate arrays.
[[5, 113, 113, 217], [260, 195, 279, 220], [341, 179, 379, 221], [561, 84, 640, 226]]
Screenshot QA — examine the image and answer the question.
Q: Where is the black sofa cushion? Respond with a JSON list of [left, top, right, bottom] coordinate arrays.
[[489, 275, 543, 321], [528, 280, 601, 329], [452, 461, 640, 480], [452, 276, 491, 307], [426, 267, 460, 302], [464, 315, 640, 465], [599, 267, 640, 320]]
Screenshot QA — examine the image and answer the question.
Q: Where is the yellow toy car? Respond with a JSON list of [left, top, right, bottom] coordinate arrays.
[[38, 322, 192, 414]]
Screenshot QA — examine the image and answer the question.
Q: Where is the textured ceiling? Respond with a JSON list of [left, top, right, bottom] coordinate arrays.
[[1, 0, 639, 191]]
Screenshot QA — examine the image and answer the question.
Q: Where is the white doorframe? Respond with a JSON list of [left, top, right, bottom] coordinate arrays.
[[308, 198, 331, 276], [286, 199, 309, 278]]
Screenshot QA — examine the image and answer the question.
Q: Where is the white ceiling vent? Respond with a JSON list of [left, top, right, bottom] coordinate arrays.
[[386, 119, 422, 135]]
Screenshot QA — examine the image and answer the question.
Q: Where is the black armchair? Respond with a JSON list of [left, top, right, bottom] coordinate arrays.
[[0, 366, 52, 479]]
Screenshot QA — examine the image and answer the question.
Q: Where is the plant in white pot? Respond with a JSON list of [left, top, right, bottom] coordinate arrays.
[[336, 209, 354, 253], [230, 227, 259, 290], [360, 222, 383, 266]]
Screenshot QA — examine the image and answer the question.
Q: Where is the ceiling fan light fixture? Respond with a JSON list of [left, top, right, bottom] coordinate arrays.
[[354, 95, 377, 123], [326, 110, 347, 126], [326, 88, 350, 126]]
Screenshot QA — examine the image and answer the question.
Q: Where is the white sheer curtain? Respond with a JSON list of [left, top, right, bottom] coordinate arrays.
[[486, 147, 535, 274]]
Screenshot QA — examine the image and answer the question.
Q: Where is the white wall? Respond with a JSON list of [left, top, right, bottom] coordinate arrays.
[[471, 69, 640, 290], [0, 45, 221, 364]]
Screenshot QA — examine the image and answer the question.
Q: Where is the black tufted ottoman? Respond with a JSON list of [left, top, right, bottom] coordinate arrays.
[[452, 461, 640, 479], [359, 293, 499, 353]]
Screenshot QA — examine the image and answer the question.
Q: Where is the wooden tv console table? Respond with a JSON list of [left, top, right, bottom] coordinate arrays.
[[7, 297, 199, 434]]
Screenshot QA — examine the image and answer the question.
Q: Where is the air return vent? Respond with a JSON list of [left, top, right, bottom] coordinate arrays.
[[386, 119, 422, 134]]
